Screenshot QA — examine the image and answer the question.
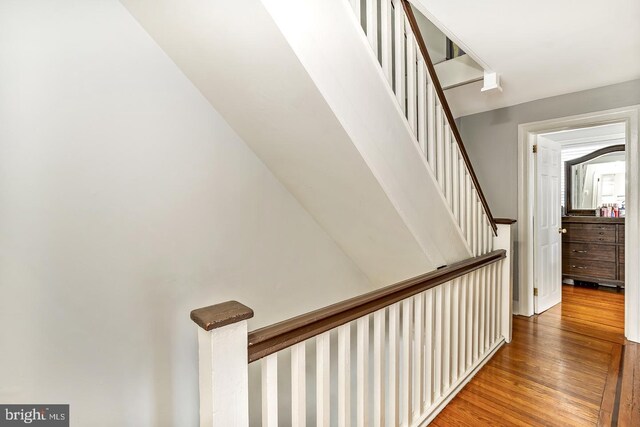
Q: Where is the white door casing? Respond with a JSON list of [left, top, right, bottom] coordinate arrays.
[[518, 106, 640, 342], [534, 137, 562, 314]]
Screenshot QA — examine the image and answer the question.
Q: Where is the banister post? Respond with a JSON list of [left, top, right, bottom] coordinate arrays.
[[494, 221, 515, 343], [191, 301, 254, 427]]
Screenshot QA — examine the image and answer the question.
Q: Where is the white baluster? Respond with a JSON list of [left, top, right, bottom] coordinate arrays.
[[466, 271, 474, 368], [466, 175, 473, 248], [413, 293, 424, 416], [481, 213, 487, 255], [380, 0, 393, 84], [401, 298, 413, 424], [417, 61, 427, 154], [338, 324, 351, 427], [291, 342, 306, 427], [433, 286, 442, 400], [350, 0, 361, 24], [262, 354, 278, 427], [471, 188, 478, 255], [492, 262, 499, 343], [473, 272, 480, 362], [444, 125, 452, 206], [393, 0, 405, 114], [436, 106, 445, 187], [478, 267, 486, 355], [317, 332, 331, 427], [451, 279, 459, 385], [423, 289, 434, 409], [489, 264, 497, 345], [357, 316, 369, 427], [427, 82, 436, 167], [458, 276, 467, 375], [442, 282, 451, 391], [459, 164, 466, 236], [489, 223, 495, 252], [478, 202, 483, 255], [452, 143, 460, 222], [483, 266, 490, 351], [373, 309, 385, 427], [388, 303, 400, 426], [366, 0, 378, 57], [406, 30, 417, 132]]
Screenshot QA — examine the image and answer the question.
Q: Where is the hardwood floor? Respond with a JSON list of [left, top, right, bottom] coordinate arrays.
[[432, 285, 640, 426]]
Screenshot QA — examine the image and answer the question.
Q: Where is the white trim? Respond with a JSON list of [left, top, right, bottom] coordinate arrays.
[[517, 105, 640, 343]]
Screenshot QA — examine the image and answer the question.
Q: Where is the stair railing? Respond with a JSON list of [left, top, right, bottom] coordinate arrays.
[[348, 0, 497, 255], [191, 239, 515, 426]]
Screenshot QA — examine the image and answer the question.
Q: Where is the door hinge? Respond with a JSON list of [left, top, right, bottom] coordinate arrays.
[[532, 144, 538, 154], [533, 287, 539, 296]]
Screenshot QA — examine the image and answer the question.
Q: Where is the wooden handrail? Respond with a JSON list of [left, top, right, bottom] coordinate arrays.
[[401, 0, 497, 234], [495, 218, 517, 225], [247, 249, 506, 362]]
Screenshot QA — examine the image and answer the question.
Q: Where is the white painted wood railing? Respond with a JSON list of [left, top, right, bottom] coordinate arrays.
[[191, 223, 513, 426], [348, 0, 496, 255]]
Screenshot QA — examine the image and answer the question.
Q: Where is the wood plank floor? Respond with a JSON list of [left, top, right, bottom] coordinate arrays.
[[432, 285, 640, 426]]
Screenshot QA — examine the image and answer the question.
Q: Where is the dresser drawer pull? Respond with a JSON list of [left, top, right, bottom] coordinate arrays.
[[572, 250, 588, 253], [571, 265, 587, 270]]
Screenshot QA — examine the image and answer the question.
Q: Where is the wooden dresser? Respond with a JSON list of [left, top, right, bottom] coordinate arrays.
[[562, 216, 625, 286]]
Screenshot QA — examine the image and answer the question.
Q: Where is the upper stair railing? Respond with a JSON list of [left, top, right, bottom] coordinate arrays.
[[349, 0, 497, 255]]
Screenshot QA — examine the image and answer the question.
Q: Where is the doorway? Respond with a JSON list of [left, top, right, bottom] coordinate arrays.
[[535, 124, 626, 314], [517, 106, 640, 343]]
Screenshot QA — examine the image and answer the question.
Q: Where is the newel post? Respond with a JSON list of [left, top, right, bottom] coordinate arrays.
[[494, 220, 515, 343], [190, 301, 254, 427]]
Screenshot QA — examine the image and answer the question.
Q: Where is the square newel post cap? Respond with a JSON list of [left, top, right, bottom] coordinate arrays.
[[190, 300, 254, 331], [495, 218, 517, 225]]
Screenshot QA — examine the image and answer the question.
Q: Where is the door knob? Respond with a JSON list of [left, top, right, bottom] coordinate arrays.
[[559, 228, 567, 234]]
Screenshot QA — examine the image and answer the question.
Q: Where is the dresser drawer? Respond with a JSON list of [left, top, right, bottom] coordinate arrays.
[[563, 242, 615, 262], [563, 258, 617, 280], [618, 225, 625, 244], [619, 263, 625, 281], [565, 223, 616, 243]]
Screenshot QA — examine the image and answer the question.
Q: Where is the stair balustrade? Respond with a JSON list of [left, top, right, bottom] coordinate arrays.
[[192, 241, 515, 426], [349, 0, 497, 256]]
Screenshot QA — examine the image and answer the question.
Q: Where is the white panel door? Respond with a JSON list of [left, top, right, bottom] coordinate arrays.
[[535, 137, 562, 314]]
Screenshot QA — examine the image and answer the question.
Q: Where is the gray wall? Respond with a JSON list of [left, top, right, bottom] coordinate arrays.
[[458, 79, 640, 219], [458, 79, 640, 303]]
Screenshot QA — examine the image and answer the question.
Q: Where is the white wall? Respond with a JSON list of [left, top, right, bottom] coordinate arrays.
[[119, 0, 454, 286], [0, 1, 373, 425]]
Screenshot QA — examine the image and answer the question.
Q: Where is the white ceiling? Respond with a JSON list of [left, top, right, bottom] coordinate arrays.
[[411, 0, 640, 118]]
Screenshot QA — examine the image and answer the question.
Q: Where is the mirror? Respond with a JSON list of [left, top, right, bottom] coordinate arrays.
[[565, 145, 625, 215]]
